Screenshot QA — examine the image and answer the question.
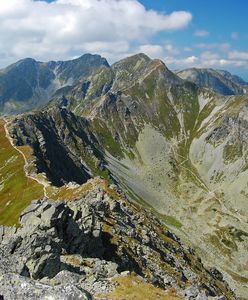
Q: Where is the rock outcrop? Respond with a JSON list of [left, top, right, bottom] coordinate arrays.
[[0, 273, 92, 300], [0, 179, 234, 299]]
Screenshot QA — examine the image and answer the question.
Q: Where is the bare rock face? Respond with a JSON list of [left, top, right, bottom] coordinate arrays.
[[0, 273, 92, 300], [0, 181, 234, 300]]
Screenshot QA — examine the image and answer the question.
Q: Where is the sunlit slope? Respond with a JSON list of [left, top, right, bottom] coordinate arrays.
[[0, 119, 44, 225]]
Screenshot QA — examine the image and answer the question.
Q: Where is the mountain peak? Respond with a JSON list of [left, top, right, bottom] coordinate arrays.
[[71, 53, 110, 68], [4, 57, 38, 72], [129, 52, 151, 61], [113, 53, 151, 67], [176, 67, 246, 95], [55, 53, 110, 83], [17, 57, 37, 64]]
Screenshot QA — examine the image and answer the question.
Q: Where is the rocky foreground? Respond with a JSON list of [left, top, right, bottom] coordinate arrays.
[[0, 179, 234, 299]]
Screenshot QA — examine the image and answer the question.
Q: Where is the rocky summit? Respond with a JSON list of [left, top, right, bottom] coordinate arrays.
[[0, 179, 233, 300]]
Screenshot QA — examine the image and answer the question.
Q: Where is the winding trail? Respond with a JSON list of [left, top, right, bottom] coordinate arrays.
[[3, 118, 49, 198]]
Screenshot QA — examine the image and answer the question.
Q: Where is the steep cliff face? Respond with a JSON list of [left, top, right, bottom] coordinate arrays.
[[3, 53, 248, 298], [9, 107, 108, 187]]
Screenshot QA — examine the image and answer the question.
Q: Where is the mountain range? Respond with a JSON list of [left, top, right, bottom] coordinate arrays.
[[1, 53, 248, 299], [1, 54, 247, 115], [0, 54, 109, 114]]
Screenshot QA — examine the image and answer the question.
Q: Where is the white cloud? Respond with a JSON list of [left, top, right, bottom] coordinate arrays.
[[137, 44, 164, 59], [165, 55, 199, 67], [0, 0, 192, 67], [184, 56, 199, 64], [194, 30, 209, 37], [164, 49, 248, 71], [228, 51, 248, 60], [136, 43, 180, 60]]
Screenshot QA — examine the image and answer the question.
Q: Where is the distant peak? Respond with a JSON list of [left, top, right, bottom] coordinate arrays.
[[78, 53, 103, 59], [177, 67, 216, 73], [13, 57, 37, 66], [130, 53, 151, 61], [20, 57, 37, 63], [74, 53, 110, 67], [176, 67, 246, 95], [114, 53, 151, 65], [5, 57, 38, 72]]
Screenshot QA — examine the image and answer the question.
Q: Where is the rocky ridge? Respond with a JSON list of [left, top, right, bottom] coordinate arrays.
[[0, 178, 233, 300], [9, 107, 108, 187], [0, 54, 109, 114]]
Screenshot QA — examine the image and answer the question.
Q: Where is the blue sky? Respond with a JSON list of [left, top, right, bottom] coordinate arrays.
[[139, 0, 248, 79], [140, 0, 248, 49], [1, 0, 248, 79]]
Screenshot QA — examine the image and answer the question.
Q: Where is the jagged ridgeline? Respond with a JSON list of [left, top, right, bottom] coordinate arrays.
[[1, 53, 248, 299], [0, 54, 109, 114]]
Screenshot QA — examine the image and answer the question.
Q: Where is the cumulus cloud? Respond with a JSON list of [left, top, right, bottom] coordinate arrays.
[[136, 43, 180, 60], [164, 49, 248, 71], [165, 55, 199, 67], [137, 44, 164, 59], [0, 0, 192, 66]]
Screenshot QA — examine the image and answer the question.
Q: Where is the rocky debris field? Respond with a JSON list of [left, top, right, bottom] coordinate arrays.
[[0, 179, 234, 300]]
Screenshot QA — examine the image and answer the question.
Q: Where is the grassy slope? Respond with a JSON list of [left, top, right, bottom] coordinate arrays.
[[0, 116, 111, 225], [96, 275, 181, 300], [0, 119, 44, 226]]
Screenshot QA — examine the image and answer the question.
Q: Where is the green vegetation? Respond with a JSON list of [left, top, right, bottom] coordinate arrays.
[[227, 270, 248, 284], [92, 118, 124, 158], [129, 69, 181, 139], [194, 100, 216, 138], [223, 143, 242, 164], [158, 214, 183, 229], [98, 274, 181, 300], [0, 120, 43, 226], [87, 67, 113, 98]]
